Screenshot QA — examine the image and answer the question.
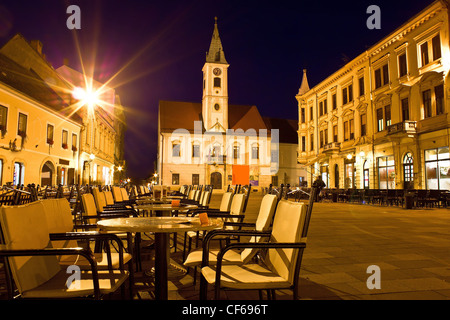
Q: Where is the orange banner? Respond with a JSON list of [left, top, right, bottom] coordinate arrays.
[[232, 165, 249, 185]]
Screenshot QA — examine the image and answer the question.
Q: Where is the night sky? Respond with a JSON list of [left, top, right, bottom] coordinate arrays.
[[0, 0, 433, 181]]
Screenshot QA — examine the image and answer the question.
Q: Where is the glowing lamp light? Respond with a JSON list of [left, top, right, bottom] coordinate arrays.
[[72, 86, 100, 114], [347, 154, 353, 160], [117, 166, 123, 172], [72, 87, 86, 100], [89, 153, 95, 160]]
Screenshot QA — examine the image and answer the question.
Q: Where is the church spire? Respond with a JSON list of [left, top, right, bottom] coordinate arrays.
[[206, 17, 227, 64], [298, 69, 310, 95]]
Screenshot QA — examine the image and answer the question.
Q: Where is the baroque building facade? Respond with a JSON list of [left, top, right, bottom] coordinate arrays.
[[0, 34, 126, 187], [297, 0, 450, 191]]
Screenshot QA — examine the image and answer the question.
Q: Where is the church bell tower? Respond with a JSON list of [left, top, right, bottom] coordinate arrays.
[[202, 17, 229, 132]]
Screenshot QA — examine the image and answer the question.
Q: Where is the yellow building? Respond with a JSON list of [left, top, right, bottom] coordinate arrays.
[[0, 34, 126, 187], [297, 0, 450, 191], [56, 65, 122, 185]]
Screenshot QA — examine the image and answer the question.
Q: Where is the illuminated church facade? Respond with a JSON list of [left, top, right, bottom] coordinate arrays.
[[157, 18, 306, 189]]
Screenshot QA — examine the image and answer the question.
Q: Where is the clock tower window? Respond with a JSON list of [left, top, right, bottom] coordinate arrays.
[[213, 77, 221, 88]]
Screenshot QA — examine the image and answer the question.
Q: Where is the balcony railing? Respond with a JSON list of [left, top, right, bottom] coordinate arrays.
[[387, 121, 417, 135], [323, 142, 341, 151], [206, 155, 226, 165]]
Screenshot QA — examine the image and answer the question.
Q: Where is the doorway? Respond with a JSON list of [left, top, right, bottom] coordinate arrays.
[[41, 161, 54, 186], [334, 164, 339, 188], [210, 172, 222, 189]]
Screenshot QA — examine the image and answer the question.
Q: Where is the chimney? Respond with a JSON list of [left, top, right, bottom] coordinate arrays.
[[30, 40, 43, 55]]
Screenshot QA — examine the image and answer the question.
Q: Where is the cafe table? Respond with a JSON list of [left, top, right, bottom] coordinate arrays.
[[97, 215, 223, 300]]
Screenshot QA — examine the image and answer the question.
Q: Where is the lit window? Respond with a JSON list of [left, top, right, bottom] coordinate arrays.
[[377, 108, 384, 132]]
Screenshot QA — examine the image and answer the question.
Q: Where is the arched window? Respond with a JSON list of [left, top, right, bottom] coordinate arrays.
[[403, 152, 414, 189]]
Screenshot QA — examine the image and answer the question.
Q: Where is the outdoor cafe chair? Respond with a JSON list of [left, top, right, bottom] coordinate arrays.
[[199, 187, 317, 300], [0, 201, 129, 299], [40, 198, 134, 297], [81, 193, 142, 271], [184, 194, 278, 284], [182, 192, 244, 261]]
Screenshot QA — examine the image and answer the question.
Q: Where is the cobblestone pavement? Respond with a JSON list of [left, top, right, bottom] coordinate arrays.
[[133, 192, 450, 300], [2, 192, 449, 300]]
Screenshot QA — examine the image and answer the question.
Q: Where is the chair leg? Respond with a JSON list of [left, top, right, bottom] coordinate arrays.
[[182, 233, 187, 261], [193, 266, 197, 285], [199, 274, 208, 300], [173, 232, 177, 252]]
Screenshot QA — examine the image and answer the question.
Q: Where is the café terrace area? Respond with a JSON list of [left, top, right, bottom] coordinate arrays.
[[0, 184, 449, 300]]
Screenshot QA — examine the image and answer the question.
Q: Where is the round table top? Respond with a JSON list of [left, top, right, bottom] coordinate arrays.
[[135, 203, 198, 211], [97, 216, 223, 233]]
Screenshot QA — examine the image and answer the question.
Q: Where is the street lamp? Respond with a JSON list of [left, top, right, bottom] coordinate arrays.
[[72, 86, 100, 116]]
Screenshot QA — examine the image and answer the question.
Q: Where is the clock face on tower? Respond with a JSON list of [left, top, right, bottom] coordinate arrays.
[[213, 68, 222, 76]]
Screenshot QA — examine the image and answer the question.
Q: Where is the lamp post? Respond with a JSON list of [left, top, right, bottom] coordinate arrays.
[[117, 165, 123, 184]]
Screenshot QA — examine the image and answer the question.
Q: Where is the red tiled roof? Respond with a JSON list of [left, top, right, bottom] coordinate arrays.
[[158, 100, 268, 133]]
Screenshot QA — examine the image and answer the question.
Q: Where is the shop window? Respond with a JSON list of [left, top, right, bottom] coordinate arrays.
[[13, 162, 25, 186], [378, 156, 395, 189], [363, 160, 370, 189], [425, 147, 449, 190]]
